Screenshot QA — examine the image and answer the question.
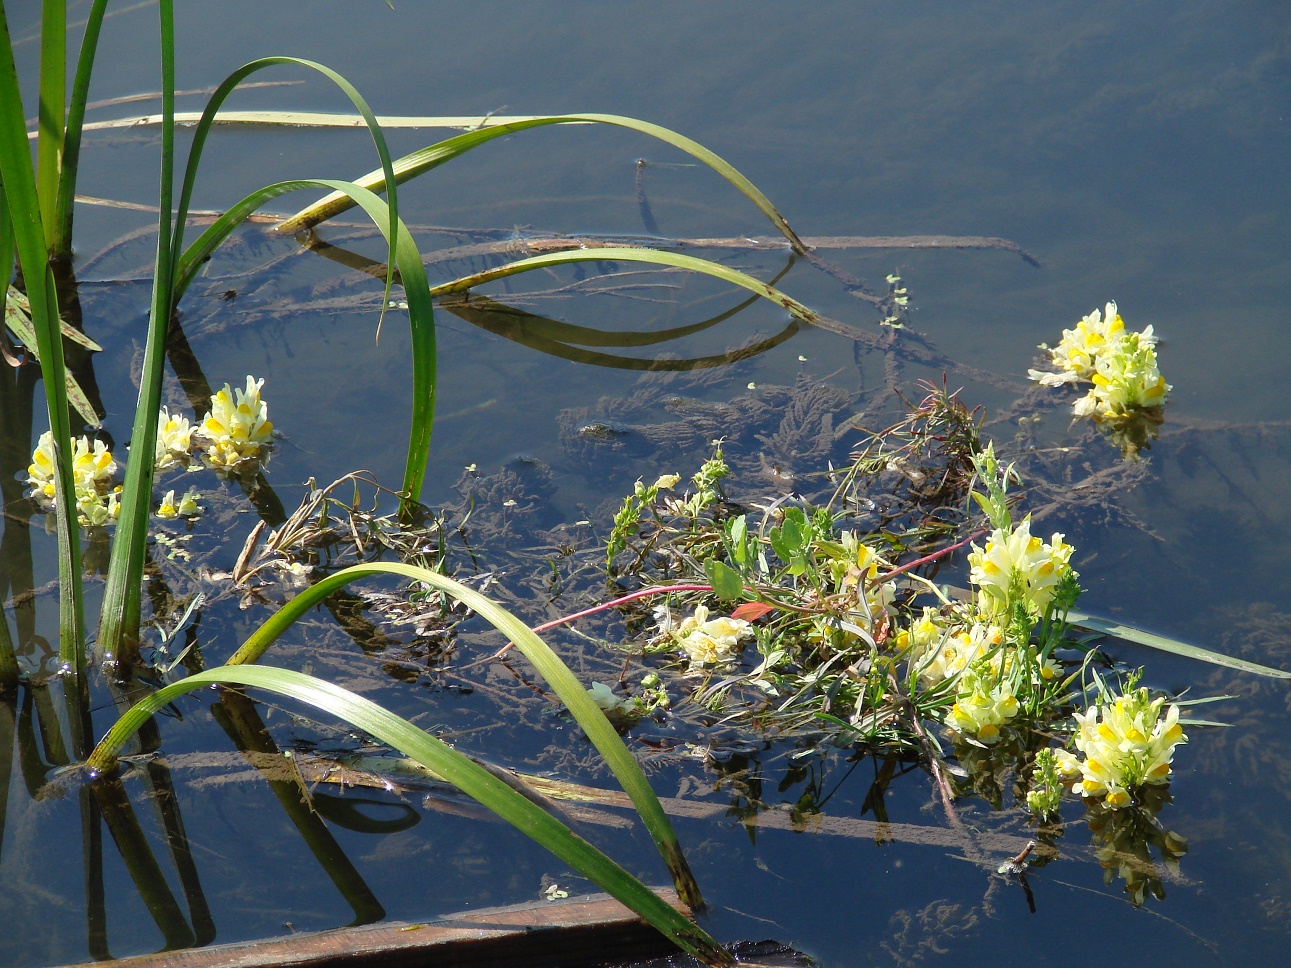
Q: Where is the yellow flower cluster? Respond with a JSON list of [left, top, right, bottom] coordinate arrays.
[[1030, 301, 1126, 385], [671, 605, 753, 669], [1029, 301, 1170, 421], [1055, 687, 1187, 808], [1072, 330, 1170, 421], [902, 610, 1003, 685], [156, 488, 202, 520], [967, 517, 1074, 617], [199, 376, 274, 470], [26, 431, 120, 527], [154, 407, 196, 469], [946, 665, 1020, 744]]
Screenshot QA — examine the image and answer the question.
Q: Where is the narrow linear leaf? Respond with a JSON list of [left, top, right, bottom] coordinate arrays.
[[428, 246, 843, 338], [276, 113, 804, 253], [223, 561, 706, 910], [1068, 610, 1291, 679], [86, 666, 730, 966], [3, 288, 102, 426]]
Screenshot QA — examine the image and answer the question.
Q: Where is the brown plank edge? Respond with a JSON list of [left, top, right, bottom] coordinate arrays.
[[54, 890, 688, 968]]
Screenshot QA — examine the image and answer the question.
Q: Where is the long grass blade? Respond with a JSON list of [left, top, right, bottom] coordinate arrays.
[[102, 55, 412, 656], [168, 57, 401, 337], [96, 0, 177, 661], [52, 0, 110, 260], [429, 246, 837, 337], [35, 0, 64, 252], [170, 178, 435, 509], [0, 6, 85, 668], [87, 666, 731, 966], [275, 114, 804, 253], [222, 561, 707, 910], [1068, 609, 1291, 679], [4, 286, 102, 425], [440, 293, 800, 369]]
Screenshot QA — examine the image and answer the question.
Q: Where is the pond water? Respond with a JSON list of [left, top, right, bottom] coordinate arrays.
[[3, 2, 1291, 966]]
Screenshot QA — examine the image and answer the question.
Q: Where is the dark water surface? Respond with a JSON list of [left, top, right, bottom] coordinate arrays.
[[2, 2, 1290, 966]]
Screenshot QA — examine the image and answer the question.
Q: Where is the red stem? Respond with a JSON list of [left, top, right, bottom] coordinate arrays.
[[877, 529, 986, 582], [529, 584, 715, 635]]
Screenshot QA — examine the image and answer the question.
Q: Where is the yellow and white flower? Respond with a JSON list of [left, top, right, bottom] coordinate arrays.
[[673, 605, 753, 668], [1073, 330, 1170, 421], [1063, 687, 1187, 808], [199, 376, 274, 469], [907, 614, 1005, 686], [154, 407, 195, 469], [968, 517, 1074, 616], [156, 488, 202, 520], [947, 668, 1020, 744], [832, 531, 896, 620], [1029, 301, 1129, 385], [587, 681, 635, 718], [77, 489, 120, 528], [27, 431, 120, 526]]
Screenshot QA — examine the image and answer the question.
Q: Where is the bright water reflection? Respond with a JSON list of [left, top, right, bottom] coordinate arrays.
[[2, 2, 1290, 965]]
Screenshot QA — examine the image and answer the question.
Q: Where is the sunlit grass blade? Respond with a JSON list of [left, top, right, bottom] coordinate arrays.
[[35, 0, 65, 252], [276, 113, 805, 253], [1068, 609, 1291, 679], [52, 0, 110, 259], [86, 665, 732, 966], [439, 292, 799, 369], [169, 57, 401, 336], [169, 178, 435, 509], [96, 0, 178, 660], [222, 561, 707, 911], [429, 246, 840, 338], [0, 6, 85, 667], [102, 56, 411, 656]]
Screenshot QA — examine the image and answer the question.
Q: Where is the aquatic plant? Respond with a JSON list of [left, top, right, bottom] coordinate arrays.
[[597, 377, 1285, 836], [4, 2, 847, 960], [1029, 301, 1170, 457]]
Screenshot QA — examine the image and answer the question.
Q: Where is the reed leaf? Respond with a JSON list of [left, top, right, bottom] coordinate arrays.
[[0, 5, 85, 665], [276, 113, 805, 253], [168, 57, 401, 316], [101, 54, 412, 655], [35, 0, 64, 251], [223, 561, 706, 911], [52, 0, 110, 259], [1068, 610, 1291, 679], [169, 178, 436, 509], [96, 0, 177, 660], [86, 665, 731, 966], [429, 246, 833, 334]]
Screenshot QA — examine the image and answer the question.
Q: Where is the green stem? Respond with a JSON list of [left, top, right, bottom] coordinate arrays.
[[97, 0, 176, 664], [35, 0, 64, 253], [0, 4, 86, 667], [52, 0, 110, 261]]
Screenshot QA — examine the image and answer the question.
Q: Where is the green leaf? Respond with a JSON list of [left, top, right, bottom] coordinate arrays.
[[221, 562, 706, 910], [86, 666, 730, 966], [277, 113, 803, 254], [705, 559, 743, 601], [0, 6, 86, 667], [428, 246, 846, 341], [727, 515, 748, 567], [1067, 610, 1291, 679]]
